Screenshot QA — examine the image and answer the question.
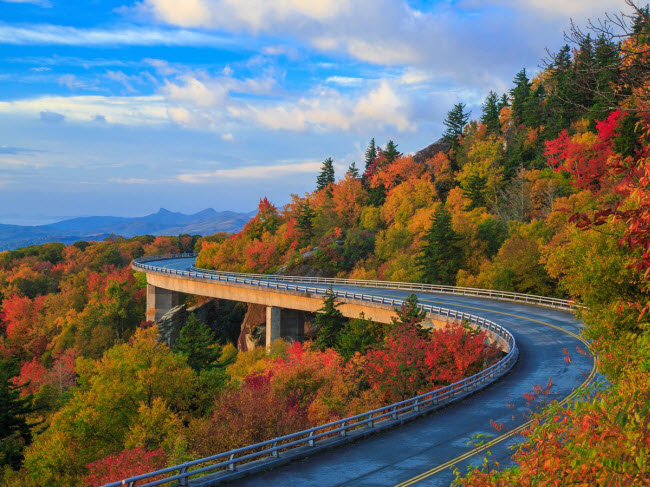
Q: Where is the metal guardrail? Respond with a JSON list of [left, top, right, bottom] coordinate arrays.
[[135, 252, 576, 310], [116, 254, 529, 487]]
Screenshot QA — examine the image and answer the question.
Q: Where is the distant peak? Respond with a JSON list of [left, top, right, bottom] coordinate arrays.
[[156, 208, 173, 215], [193, 208, 218, 217]]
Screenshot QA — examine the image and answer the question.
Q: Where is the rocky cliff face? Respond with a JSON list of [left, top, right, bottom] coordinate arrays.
[[412, 137, 451, 163], [156, 298, 244, 347], [157, 304, 188, 347], [237, 303, 266, 352]]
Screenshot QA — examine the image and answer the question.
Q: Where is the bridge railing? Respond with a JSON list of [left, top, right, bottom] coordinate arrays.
[[132, 252, 576, 310], [112, 255, 521, 486]]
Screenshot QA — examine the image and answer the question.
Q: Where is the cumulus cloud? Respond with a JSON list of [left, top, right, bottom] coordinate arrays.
[[160, 68, 417, 133]]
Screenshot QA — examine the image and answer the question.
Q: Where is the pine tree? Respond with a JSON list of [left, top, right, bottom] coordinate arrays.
[[510, 69, 531, 123], [382, 140, 401, 164], [316, 157, 335, 192], [312, 287, 347, 351], [0, 359, 33, 470], [174, 315, 220, 371], [498, 94, 509, 111], [416, 206, 463, 285], [462, 174, 488, 210], [336, 312, 386, 360], [481, 91, 501, 133], [347, 162, 360, 178], [364, 138, 377, 173], [296, 200, 315, 248], [443, 103, 471, 146], [392, 293, 426, 333]]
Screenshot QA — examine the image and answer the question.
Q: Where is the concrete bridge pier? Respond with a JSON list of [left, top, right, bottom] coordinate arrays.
[[146, 284, 180, 323], [266, 306, 306, 348]]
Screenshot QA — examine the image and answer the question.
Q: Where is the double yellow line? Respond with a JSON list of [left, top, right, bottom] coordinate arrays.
[[393, 299, 599, 487]]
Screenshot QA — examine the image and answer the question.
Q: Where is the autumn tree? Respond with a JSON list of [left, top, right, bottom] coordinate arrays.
[[416, 206, 463, 285]]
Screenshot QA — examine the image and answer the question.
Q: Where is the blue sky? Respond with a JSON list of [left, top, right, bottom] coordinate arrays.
[[0, 0, 625, 224]]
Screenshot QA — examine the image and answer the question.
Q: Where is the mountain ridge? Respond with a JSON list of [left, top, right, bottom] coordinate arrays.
[[0, 208, 255, 251]]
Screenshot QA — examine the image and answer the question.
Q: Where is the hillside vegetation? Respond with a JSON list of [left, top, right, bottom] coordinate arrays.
[[1, 2, 650, 485]]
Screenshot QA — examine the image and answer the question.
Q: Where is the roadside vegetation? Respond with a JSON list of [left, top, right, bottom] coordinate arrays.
[[2, 1, 650, 485]]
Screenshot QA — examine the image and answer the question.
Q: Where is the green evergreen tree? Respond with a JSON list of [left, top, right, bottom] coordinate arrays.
[[481, 91, 501, 133], [443, 103, 471, 146], [416, 206, 463, 285], [312, 287, 347, 351], [336, 313, 386, 360], [0, 359, 33, 470], [382, 140, 401, 164], [498, 93, 509, 111], [510, 69, 532, 123], [174, 315, 220, 372], [316, 157, 335, 192], [347, 161, 360, 178], [461, 174, 488, 210], [364, 138, 377, 173], [392, 293, 426, 334], [546, 45, 573, 136], [296, 200, 315, 248], [523, 84, 545, 127]]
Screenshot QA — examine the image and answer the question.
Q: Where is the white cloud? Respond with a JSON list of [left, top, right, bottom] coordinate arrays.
[[465, 0, 626, 19], [177, 161, 322, 182], [325, 76, 365, 86], [0, 95, 168, 125], [142, 0, 350, 30], [58, 74, 86, 90], [221, 132, 234, 141], [0, 24, 233, 46], [353, 81, 414, 131]]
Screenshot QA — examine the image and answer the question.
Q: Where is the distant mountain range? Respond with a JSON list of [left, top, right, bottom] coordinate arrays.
[[0, 208, 255, 251]]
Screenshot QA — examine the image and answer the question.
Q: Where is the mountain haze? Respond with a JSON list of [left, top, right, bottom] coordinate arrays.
[[0, 208, 254, 251]]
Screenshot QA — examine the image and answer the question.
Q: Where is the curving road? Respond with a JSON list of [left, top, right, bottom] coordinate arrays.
[[139, 257, 596, 487]]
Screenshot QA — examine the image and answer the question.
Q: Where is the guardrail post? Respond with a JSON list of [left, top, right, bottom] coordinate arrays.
[[391, 406, 398, 420], [413, 399, 420, 412], [340, 421, 347, 437], [308, 431, 315, 447], [178, 466, 188, 486], [271, 441, 279, 458], [227, 453, 236, 472]]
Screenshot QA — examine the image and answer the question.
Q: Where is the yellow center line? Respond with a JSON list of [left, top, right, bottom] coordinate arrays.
[[392, 299, 598, 487]]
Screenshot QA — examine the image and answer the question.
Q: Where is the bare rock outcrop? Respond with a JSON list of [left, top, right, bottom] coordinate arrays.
[[237, 303, 266, 351]]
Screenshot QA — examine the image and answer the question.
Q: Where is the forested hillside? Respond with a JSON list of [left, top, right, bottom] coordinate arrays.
[[1, 2, 650, 485]]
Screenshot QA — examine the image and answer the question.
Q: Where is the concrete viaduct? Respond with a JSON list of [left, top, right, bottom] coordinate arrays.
[[128, 254, 596, 487]]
